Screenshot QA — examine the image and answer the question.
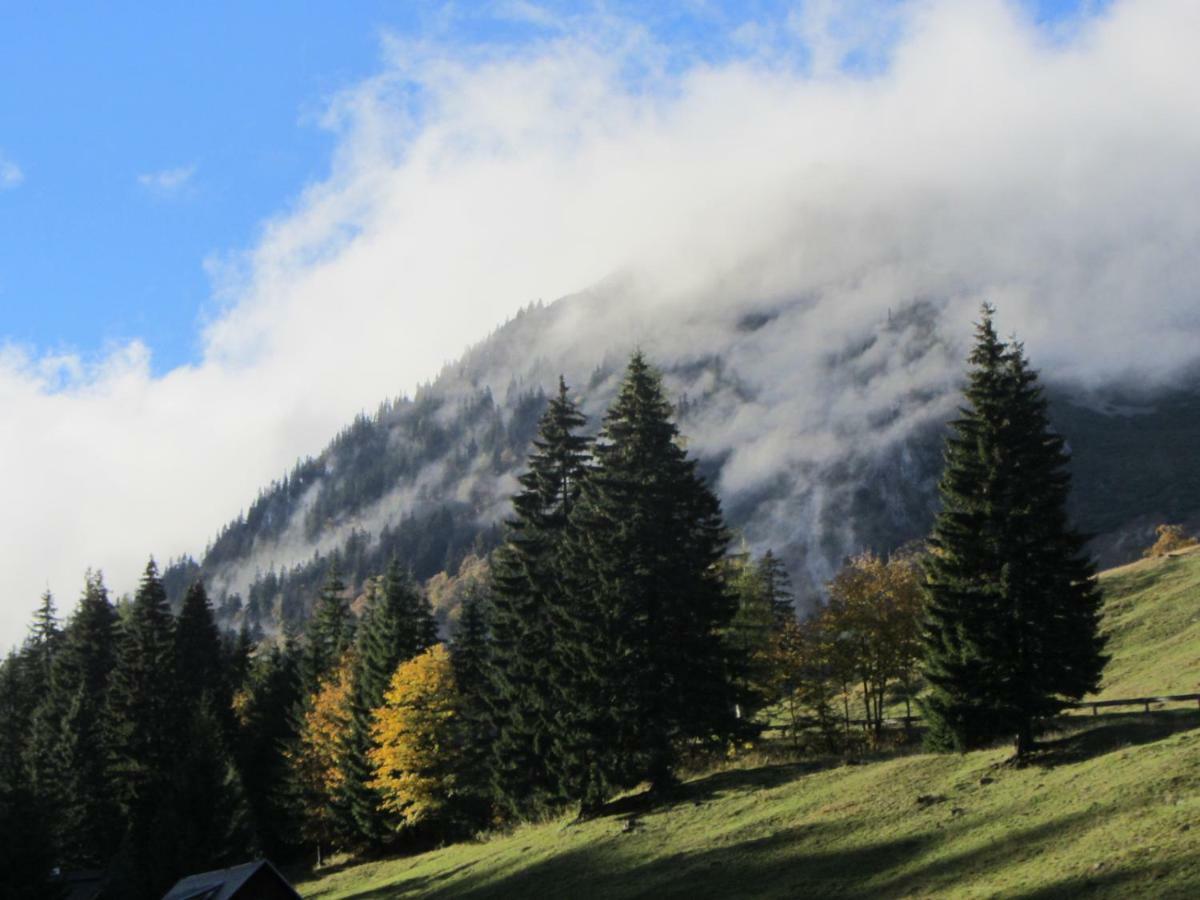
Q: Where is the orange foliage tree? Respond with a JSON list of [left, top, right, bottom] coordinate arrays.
[[368, 644, 462, 831], [1143, 524, 1198, 558], [287, 650, 354, 854], [825, 551, 923, 735]]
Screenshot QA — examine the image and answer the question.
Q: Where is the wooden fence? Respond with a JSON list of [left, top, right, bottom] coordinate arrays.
[[760, 692, 1200, 735], [1072, 693, 1200, 716]]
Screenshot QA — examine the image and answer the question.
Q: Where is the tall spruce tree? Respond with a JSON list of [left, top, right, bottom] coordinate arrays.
[[235, 638, 302, 859], [340, 560, 437, 844], [174, 581, 224, 703], [921, 305, 1107, 754], [759, 550, 795, 625], [167, 578, 256, 865], [107, 559, 183, 899], [450, 580, 497, 827], [559, 353, 740, 811], [485, 377, 591, 816], [302, 562, 355, 694], [26, 591, 63, 683], [161, 697, 257, 875], [23, 591, 67, 852], [54, 571, 120, 867]]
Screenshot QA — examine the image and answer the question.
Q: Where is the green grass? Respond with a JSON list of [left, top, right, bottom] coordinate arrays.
[[298, 554, 1200, 899], [1091, 545, 1200, 700]]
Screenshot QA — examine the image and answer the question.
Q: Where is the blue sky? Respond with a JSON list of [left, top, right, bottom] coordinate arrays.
[[0, 0, 1098, 376]]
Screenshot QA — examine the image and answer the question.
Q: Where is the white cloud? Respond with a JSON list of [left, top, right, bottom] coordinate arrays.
[[4, 0, 1200, 644], [137, 164, 196, 195], [0, 153, 23, 189]]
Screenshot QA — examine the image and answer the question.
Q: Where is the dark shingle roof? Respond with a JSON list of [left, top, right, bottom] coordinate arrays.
[[160, 859, 299, 900]]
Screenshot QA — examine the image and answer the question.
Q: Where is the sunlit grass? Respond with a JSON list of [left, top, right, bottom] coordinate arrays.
[[297, 553, 1200, 899]]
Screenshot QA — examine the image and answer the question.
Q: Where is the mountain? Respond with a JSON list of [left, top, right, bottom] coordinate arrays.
[[163, 284, 1200, 633]]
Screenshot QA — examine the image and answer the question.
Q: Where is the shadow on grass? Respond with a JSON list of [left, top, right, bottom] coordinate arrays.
[[318, 717, 1200, 899], [337, 806, 1156, 900], [332, 796, 1179, 900], [1030, 710, 1200, 768], [1014, 865, 1173, 900], [595, 758, 839, 821]]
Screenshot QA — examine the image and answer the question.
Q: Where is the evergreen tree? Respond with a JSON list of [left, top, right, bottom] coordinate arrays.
[[301, 562, 355, 694], [340, 560, 437, 845], [449, 581, 497, 826], [0, 779, 62, 900], [921, 305, 1108, 754], [485, 376, 591, 816], [559, 353, 740, 811], [0, 643, 60, 897], [162, 698, 257, 875], [759, 550, 795, 625], [107, 558, 182, 899], [235, 638, 302, 859], [724, 552, 778, 718], [0, 649, 36, 797], [22, 591, 68, 855], [226, 620, 255, 699], [174, 580, 231, 730], [54, 571, 120, 867], [26, 590, 63, 683], [167, 579, 256, 865]]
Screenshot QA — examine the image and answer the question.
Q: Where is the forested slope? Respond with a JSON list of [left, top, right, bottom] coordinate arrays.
[[296, 551, 1200, 899], [165, 291, 1200, 636]]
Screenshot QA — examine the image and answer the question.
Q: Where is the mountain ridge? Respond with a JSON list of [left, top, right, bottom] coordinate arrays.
[[164, 287, 1200, 632]]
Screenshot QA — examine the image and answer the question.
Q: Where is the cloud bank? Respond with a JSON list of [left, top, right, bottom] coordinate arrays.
[[3, 0, 1200, 645]]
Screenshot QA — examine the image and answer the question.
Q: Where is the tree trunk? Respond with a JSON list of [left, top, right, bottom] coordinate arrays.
[[1014, 719, 1034, 757]]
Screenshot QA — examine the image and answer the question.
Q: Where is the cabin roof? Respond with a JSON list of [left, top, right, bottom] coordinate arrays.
[[161, 859, 300, 900]]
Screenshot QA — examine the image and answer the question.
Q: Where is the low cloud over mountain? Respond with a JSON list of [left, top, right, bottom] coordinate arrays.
[[4, 1, 1200, 643]]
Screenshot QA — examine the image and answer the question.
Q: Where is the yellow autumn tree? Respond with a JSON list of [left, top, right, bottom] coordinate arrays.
[[1143, 524, 1198, 558], [825, 551, 923, 737], [287, 650, 354, 852], [368, 643, 461, 830]]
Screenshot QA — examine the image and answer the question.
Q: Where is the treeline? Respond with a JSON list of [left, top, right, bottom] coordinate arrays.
[[1, 570, 264, 899], [0, 354, 762, 897], [1, 315, 1110, 897]]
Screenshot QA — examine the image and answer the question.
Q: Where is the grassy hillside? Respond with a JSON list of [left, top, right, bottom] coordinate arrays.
[[298, 552, 1200, 900], [1090, 545, 1200, 700]]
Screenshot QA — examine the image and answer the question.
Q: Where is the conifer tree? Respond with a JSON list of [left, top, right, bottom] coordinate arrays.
[[226, 620, 255, 698], [0, 649, 36, 797], [340, 561, 437, 845], [234, 638, 301, 859], [759, 550, 795, 625], [449, 581, 497, 825], [485, 376, 591, 816], [162, 697, 257, 875], [302, 563, 355, 694], [174, 580, 231, 728], [53, 571, 120, 866], [560, 353, 740, 810], [107, 559, 182, 899], [0, 778, 61, 900], [165, 579, 256, 866], [23, 591, 68, 853], [725, 552, 779, 717], [27, 590, 63, 683], [921, 305, 1108, 754]]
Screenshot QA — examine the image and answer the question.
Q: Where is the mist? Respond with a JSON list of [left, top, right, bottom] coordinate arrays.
[[3, 0, 1200, 645]]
